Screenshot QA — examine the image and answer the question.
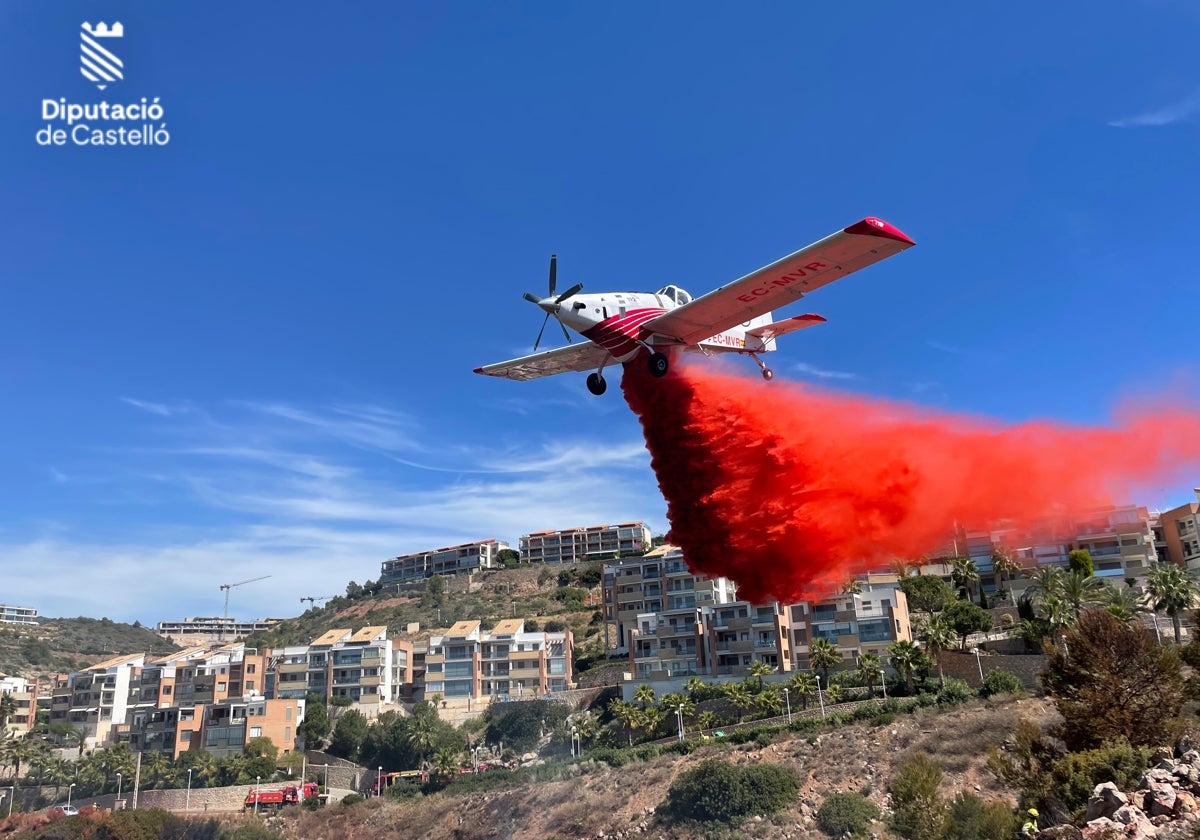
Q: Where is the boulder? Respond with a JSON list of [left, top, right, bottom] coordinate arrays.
[[1112, 804, 1159, 839], [1174, 791, 1199, 817], [1083, 817, 1122, 840], [1146, 783, 1178, 817], [1041, 825, 1084, 840], [1087, 782, 1129, 821]]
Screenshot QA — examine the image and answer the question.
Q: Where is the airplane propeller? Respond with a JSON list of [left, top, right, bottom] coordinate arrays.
[[525, 254, 584, 352]]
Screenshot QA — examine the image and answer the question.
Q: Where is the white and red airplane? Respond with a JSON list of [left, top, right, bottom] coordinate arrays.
[[474, 217, 915, 395]]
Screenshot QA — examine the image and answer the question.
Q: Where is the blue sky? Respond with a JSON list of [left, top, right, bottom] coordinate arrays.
[[3, 2, 1199, 624]]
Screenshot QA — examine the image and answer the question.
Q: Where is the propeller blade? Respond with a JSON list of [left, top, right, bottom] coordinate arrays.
[[533, 312, 551, 352], [559, 319, 573, 345], [555, 282, 583, 303], [523, 292, 541, 305], [548, 254, 557, 298]]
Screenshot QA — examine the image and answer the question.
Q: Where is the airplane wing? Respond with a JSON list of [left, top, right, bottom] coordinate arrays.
[[474, 342, 612, 381], [642, 217, 914, 345]]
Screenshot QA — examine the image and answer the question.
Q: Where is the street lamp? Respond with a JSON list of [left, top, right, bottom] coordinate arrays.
[[116, 772, 122, 802], [973, 647, 984, 682], [783, 687, 792, 724], [879, 670, 888, 700], [67, 782, 76, 810], [322, 763, 329, 795], [676, 704, 684, 742], [377, 767, 383, 798], [255, 776, 260, 813], [570, 728, 578, 758], [815, 674, 826, 718], [186, 769, 193, 812], [5, 785, 14, 818]]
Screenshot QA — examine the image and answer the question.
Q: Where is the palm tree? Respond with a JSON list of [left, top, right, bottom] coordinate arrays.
[[431, 748, 461, 783], [696, 710, 721, 733], [887, 640, 922, 694], [141, 751, 169, 790], [632, 684, 656, 709], [840, 579, 863, 595], [608, 699, 641, 747], [786, 672, 818, 709], [684, 677, 705, 699], [405, 715, 441, 770], [658, 694, 694, 734], [1041, 594, 1076, 649], [1027, 566, 1066, 606], [890, 560, 916, 579], [0, 694, 16, 733], [991, 548, 1021, 586], [756, 690, 783, 717], [855, 651, 883, 696], [950, 557, 980, 601], [1146, 563, 1200, 644], [747, 661, 774, 692], [918, 614, 955, 685], [1104, 584, 1150, 625], [1059, 569, 1108, 621], [640, 705, 665, 738], [721, 682, 755, 723], [808, 638, 841, 682]]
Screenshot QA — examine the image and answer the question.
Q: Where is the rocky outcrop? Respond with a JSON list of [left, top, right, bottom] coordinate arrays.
[[1073, 749, 1200, 840]]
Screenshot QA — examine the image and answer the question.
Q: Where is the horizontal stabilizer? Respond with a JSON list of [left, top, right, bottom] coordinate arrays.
[[746, 313, 826, 341]]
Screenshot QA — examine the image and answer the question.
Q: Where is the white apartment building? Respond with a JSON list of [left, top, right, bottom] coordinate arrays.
[[380, 539, 507, 584], [271, 626, 411, 715], [0, 605, 38, 625], [522, 521, 652, 564], [49, 653, 145, 749], [423, 619, 572, 700]]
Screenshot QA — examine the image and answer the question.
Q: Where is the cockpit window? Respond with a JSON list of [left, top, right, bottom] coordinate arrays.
[[656, 284, 692, 305]]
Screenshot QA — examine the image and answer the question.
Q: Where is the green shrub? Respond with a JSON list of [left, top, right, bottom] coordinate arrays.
[[817, 792, 880, 837], [664, 759, 799, 825], [340, 793, 365, 806], [980, 669, 1025, 698], [890, 753, 947, 840], [95, 808, 177, 840], [1043, 741, 1153, 819], [937, 678, 974, 706], [665, 739, 701, 755], [220, 821, 285, 840], [944, 792, 1016, 840]]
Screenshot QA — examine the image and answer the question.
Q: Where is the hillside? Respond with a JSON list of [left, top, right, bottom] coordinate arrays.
[[0, 617, 180, 681], [270, 695, 1052, 840], [243, 563, 612, 667]]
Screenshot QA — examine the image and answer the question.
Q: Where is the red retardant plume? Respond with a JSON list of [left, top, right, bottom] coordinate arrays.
[[620, 360, 1200, 605]]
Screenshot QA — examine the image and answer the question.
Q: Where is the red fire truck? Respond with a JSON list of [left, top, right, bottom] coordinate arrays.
[[243, 782, 319, 811]]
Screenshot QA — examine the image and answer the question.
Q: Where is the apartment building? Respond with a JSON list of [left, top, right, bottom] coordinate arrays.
[[125, 695, 303, 760], [270, 626, 413, 714], [0, 605, 38, 625], [154, 616, 282, 644], [521, 521, 652, 564], [1155, 490, 1200, 571], [787, 579, 912, 674], [49, 653, 145, 749], [0, 674, 39, 738], [423, 619, 573, 700], [379, 538, 507, 584], [605, 545, 734, 679], [698, 601, 791, 677]]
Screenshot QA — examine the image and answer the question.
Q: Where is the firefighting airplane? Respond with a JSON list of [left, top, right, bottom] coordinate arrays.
[[474, 217, 915, 395]]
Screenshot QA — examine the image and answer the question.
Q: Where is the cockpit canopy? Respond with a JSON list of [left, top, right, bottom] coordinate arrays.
[[657, 284, 692, 305]]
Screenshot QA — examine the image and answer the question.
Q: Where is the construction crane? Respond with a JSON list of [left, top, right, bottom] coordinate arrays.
[[300, 595, 337, 608], [219, 575, 271, 642]]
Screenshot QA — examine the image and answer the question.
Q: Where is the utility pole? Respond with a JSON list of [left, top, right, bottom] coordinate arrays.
[[219, 576, 271, 642]]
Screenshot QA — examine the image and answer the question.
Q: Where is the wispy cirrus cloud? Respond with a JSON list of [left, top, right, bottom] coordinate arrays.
[[121, 397, 188, 416], [1109, 89, 1200, 128], [793, 361, 859, 380], [927, 340, 962, 355]]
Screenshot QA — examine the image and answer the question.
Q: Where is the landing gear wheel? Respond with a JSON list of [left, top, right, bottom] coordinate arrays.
[[648, 352, 669, 378], [761, 368, 774, 381], [586, 372, 607, 395]]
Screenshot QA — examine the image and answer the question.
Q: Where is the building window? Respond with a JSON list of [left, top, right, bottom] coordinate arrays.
[[218, 682, 227, 691], [247, 681, 255, 691], [247, 664, 256, 674], [285, 707, 292, 722], [250, 726, 262, 738], [163, 686, 172, 695], [285, 727, 291, 741], [180, 731, 191, 742]]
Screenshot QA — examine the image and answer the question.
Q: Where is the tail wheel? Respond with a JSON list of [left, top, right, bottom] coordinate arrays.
[[586, 373, 607, 395], [648, 352, 669, 378]]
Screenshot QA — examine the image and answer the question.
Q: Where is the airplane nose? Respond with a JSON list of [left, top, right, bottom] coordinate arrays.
[[537, 299, 560, 315]]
